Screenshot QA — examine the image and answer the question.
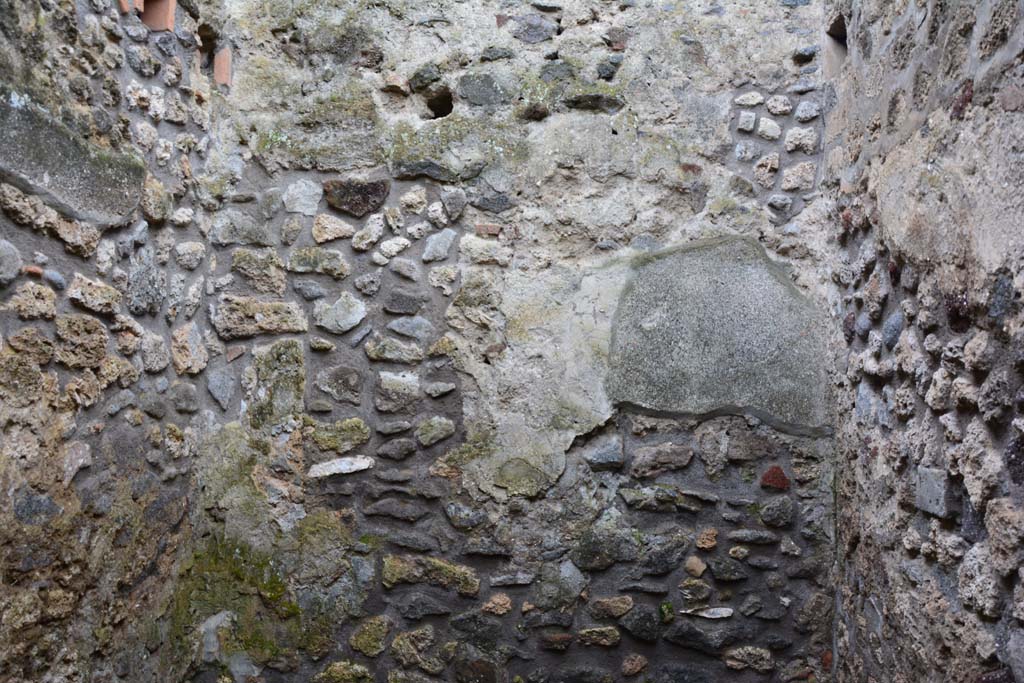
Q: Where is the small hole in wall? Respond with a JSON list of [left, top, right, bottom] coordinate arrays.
[[425, 86, 454, 119], [197, 23, 218, 69], [823, 12, 848, 78], [827, 13, 848, 50]]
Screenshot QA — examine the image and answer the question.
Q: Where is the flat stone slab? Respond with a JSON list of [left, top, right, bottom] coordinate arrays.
[[607, 236, 829, 433], [0, 86, 145, 227]]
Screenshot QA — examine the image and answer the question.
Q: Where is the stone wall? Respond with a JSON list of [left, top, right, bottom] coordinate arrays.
[[0, 0, 1018, 682], [823, 0, 1024, 681]]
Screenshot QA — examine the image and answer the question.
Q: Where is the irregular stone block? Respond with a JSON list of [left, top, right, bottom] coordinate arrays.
[[287, 246, 351, 280], [734, 91, 764, 107], [387, 315, 434, 342], [211, 295, 307, 339], [915, 466, 957, 519], [231, 248, 286, 295], [0, 239, 22, 286], [308, 455, 375, 478], [756, 117, 782, 140], [3, 282, 55, 319], [171, 321, 208, 375], [67, 273, 121, 315], [55, 314, 108, 369], [382, 555, 480, 596], [364, 334, 424, 364], [512, 13, 557, 43], [282, 179, 322, 216], [607, 237, 829, 433], [316, 365, 363, 405], [578, 432, 625, 471], [312, 213, 355, 243], [0, 87, 145, 226], [210, 208, 273, 247], [422, 228, 457, 262], [322, 178, 389, 217], [415, 416, 455, 446], [313, 292, 366, 334], [630, 442, 693, 478], [375, 371, 420, 413], [206, 365, 236, 410], [459, 73, 511, 106], [305, 418, 371, 454]]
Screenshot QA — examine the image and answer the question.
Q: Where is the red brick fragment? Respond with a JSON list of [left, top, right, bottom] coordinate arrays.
[[213, 47, 232, 87], [760, 465, 791, 491], [475, 223, 502, 237], [141, 0, 175, 31]]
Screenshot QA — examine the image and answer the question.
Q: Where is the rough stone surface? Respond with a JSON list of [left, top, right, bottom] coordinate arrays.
[[323, 179, 390, 217], [0, 239, 22, 286], [3, 1, 1019, 682], [282, 179, 323, 216], [313, 292, 367, 334]]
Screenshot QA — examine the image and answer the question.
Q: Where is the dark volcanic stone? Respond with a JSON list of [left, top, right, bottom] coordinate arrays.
[[459, 73, 511, 106], [384, 289, 429, 315], [707, 557, 748, 582], [13, 488, 61, 525], [445, 501, 487, 529], [539, 632, 574, 650], [530, 561, 587, 610], [387, 530, 440, 552], [396, 592, 452, 620], [392, 159, 462, 182], [168, 382, 199, 413], [550, 666, 613, 683], [409, 64, 442, 92], [293, 279, 327, 300], [646, 664, 713, 683], [641, 533, 690, 575], [322, 178, 390, 217], [518, 102, 550, 121], [759, 495, 795, 527], [454, 656, 499, 683], [512, 13, 558, 43], [570, 523, 639, 570], [579, 432, 624, 471], [378, 438, 417, 460], [792, 45, 819, 64], [619, 604, 661, 642], [470, 191, 516, 214], [663, 618, 755, 655], [364, 498, 430, 521], [540, 61, 576, 83], [882, 310, 904, 349], [564, 93, 625, 113], [481, 46, 514, 62], [450, 611, 504, 650]]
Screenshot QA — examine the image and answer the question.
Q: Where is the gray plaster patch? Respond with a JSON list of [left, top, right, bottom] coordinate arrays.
[[0, 87, 145, 227], [607, 236, 830, 434]]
